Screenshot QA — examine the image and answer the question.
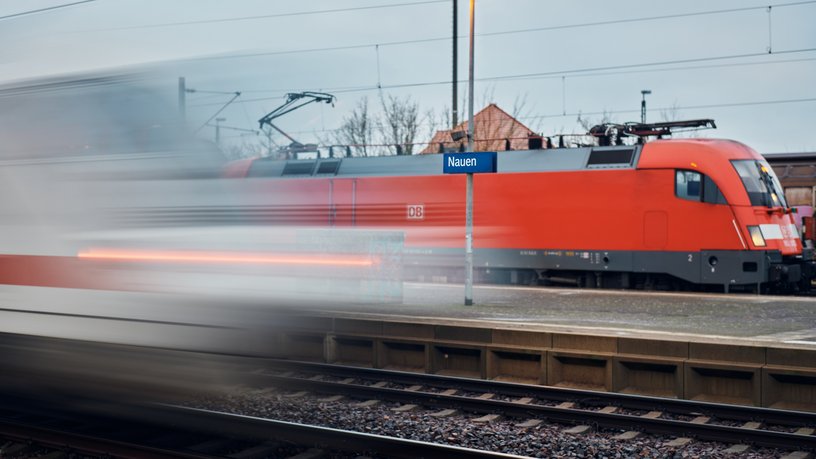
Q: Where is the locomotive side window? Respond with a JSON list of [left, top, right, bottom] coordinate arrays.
[[675, 170, 727, 204], [676, 170, 701, 201], [703, 176, 727, 204]]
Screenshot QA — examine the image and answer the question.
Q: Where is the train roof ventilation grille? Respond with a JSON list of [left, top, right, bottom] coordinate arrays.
[[587, 147, 635, 168], [316, 160, 341, 175], [281, 161, 316, 176]]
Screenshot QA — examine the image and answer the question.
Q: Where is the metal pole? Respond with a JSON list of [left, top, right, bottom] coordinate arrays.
[[215, 117, 226, 146], [178, 77, 186, 125], [467, 0, 475, 151], [465, 172, 473, 305], [465, 0, 475, 306], [640, 89, 651, 124], [452, 0, 458, 127]]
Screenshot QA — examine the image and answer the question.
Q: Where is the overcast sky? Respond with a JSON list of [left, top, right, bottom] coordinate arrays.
[[1, 0, 814, 154]]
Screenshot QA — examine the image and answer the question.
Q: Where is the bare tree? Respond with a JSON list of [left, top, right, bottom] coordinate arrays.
[[422, 106, 451, 152], [574, 110, 615, 147], [660, 100, 681, 123], [659, 101, 702, 138], [334, 97, 375, 156], [478, 84, 496, 109], [576, 110, 614, 131], [223, 140, 261, 160], [511, 93, 539, 131], [259, 127, 280, 158], [427, 106, 450, 134], [379, 94, 420, 155]]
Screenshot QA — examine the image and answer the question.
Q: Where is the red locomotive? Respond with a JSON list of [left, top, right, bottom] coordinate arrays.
[[225, 121, 814, 293]]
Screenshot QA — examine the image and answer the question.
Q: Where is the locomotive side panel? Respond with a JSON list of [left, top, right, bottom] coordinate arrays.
[[474, 170, 640, 251], [251, 178, 332, 226], [353, 174, 465, 248]]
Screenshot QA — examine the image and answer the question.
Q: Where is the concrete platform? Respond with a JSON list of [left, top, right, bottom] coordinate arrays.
[[309, 283, 816, 349], [272, 283, 816, 410]]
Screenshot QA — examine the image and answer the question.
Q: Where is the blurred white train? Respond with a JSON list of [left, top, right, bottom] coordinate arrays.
[[0, 72, 402, 403]]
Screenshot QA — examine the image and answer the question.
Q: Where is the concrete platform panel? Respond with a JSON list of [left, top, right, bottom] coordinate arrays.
[[685, 361, 761, 406], [618, 339, 688, 359], [552, 334, 617, 353], [434, 325, 492, 343], [613, 355, 684, 399], [328, 336, 374, 367], [491, 329, 552, 348], [382, 322, 434, 340], [282, 333, 326, 362], [333, 318, 382, 336], [763, 366, 816, 411], [376, 340, 427, 372], [486, 348, 544, 384], [432, 344, 484, 378], [689, 343, 765, 365], [547, 351, 612, 391]]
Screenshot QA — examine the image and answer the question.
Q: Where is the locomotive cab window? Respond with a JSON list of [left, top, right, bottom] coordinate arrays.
[[731, 159, 788, 207], [675, 170, 727, 204]]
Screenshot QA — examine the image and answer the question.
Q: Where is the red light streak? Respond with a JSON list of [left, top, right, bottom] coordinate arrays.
[[77, 249, 377, 267]]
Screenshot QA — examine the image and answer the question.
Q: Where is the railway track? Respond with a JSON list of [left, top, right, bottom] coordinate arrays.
[[0, 396, 519, 458], [235, 359, 816, 455]]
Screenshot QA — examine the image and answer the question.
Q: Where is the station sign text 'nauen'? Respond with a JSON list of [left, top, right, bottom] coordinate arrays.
[[442, 152, 497, 174]]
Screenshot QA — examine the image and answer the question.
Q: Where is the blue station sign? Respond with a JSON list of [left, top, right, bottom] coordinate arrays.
[[442, 151, 498, 174]]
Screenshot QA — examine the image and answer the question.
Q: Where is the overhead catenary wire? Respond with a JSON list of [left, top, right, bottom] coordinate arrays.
[[189, 48, 816, 107], [178, 1, 816, 63], [90, 0, 448, 31], [0, 0, 95, 21], [152, 1, 815, 150], [196, 92, 242, 133], [279, 96, 816, 137], [275, 99, 810, 153]]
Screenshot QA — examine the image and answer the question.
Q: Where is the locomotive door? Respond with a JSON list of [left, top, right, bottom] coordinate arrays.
[[330, 178, 357, 226], [643, 211, 667, 249]]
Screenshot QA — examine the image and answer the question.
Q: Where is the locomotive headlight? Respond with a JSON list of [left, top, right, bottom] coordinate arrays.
[[748, 226, 766, 247]]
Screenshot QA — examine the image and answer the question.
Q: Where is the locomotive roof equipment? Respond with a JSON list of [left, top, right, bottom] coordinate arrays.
[[590, 119, 716, 146], [257, 92, 336, 157]]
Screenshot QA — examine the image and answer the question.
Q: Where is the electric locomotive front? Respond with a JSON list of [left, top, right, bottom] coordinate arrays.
[[638, 139, 813, 292]]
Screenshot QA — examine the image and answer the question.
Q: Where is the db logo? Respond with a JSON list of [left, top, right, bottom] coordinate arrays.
[[406, 204, 424, 220]]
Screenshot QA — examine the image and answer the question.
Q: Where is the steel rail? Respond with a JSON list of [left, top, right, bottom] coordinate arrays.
[[0, 398, 523, 459], [255, 360, 816, 451], [260, 359, 816, 426], [158, 405, 530, 459], [0, 417, 218, 459]]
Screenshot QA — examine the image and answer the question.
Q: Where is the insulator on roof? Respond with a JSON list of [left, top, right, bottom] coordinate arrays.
[[528, 135, 543, 150]]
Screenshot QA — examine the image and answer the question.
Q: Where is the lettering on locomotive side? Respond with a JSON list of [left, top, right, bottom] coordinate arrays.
[[406, 204, 424, 220], [447, 156, 477, 168]]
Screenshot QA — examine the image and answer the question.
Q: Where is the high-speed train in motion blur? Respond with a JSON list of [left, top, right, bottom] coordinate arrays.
[[225, 121, 815, 294], [0, 72, 402, 405]]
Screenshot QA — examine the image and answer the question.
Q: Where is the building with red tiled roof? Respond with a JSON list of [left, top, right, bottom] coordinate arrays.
[[420, 103, 542, 154]]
